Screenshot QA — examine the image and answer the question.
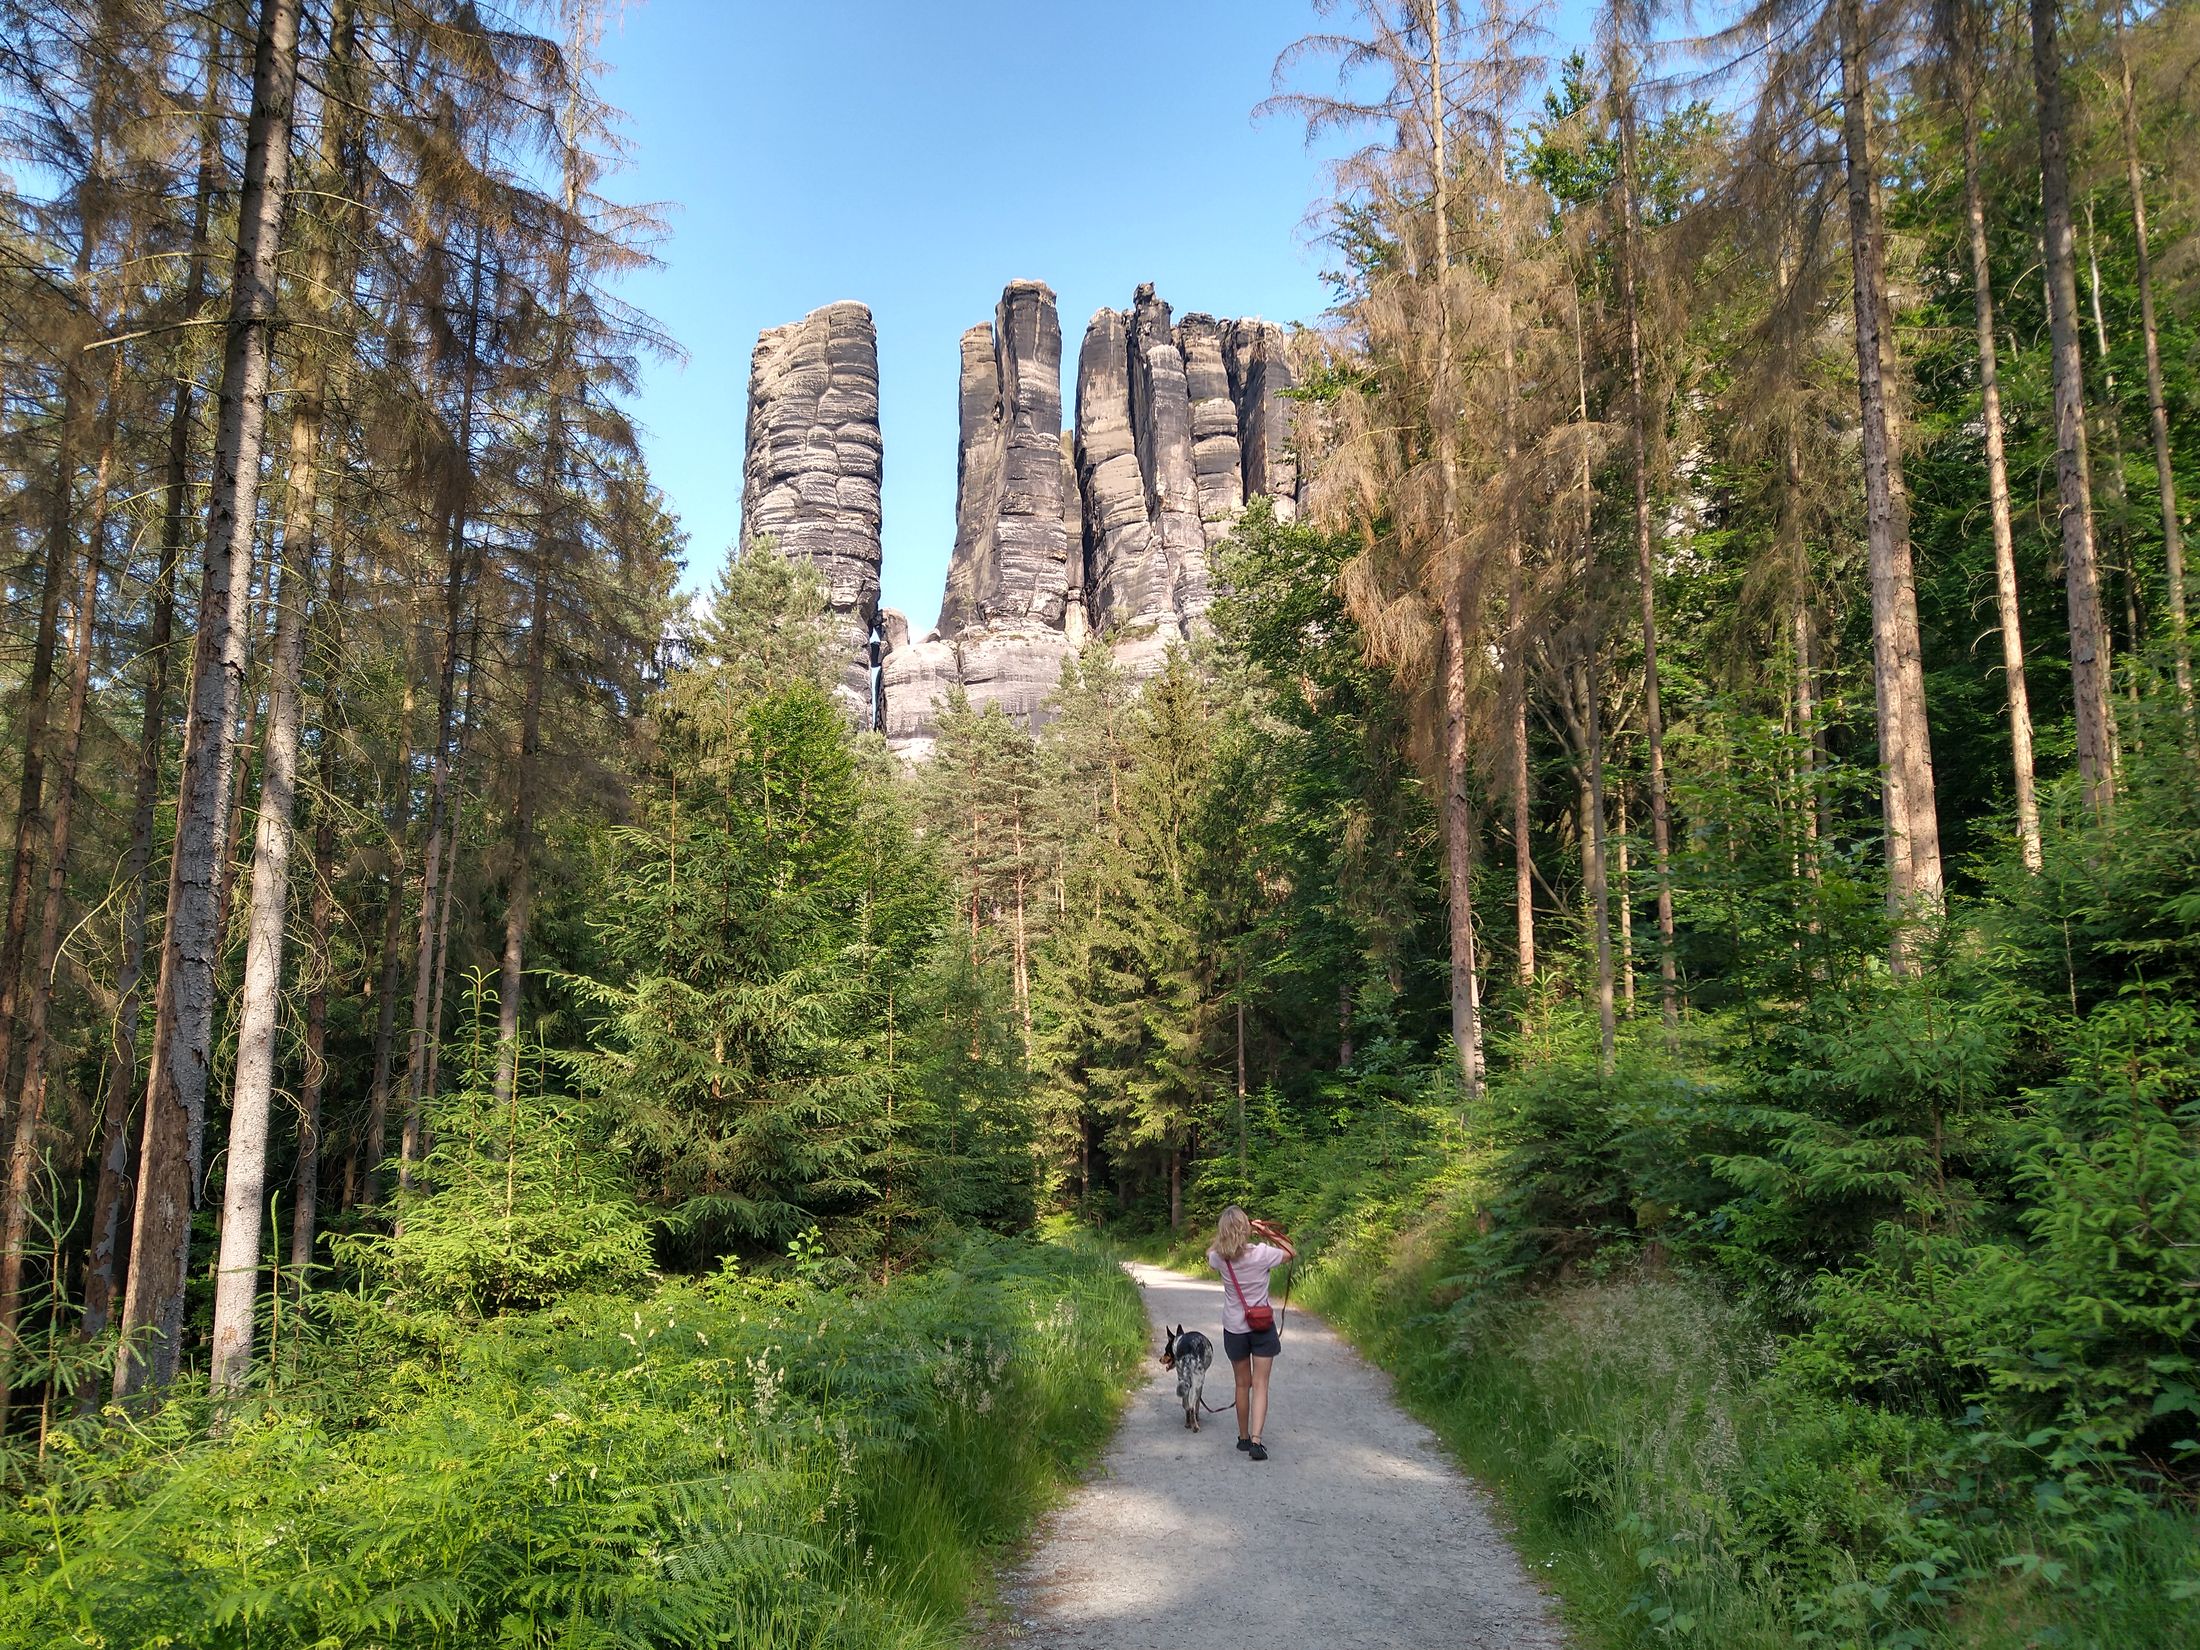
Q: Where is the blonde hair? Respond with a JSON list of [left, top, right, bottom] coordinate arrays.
[[1214, 1205, 1252, 1262]]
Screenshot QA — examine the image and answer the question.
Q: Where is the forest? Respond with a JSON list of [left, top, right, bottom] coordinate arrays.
[[0, 0, 2196, 1645]]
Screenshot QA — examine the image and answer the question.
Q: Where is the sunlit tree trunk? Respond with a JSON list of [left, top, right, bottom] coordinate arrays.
[[82, 57, 222, 1350], [1839, 0, 1944, 942], [0, 362, 120, 1403], [2112, 2, 2191, 725], [1578, 657, 1616, 1073], [1954, 1, 2043, 870], [1618, 92, 1679, 1037], [117, 0, 305, 1400], [1442, 595, 1486, 1100], [2030, 0, 2119, 816]]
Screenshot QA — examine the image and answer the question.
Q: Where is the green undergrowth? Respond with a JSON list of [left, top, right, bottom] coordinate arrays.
[[0, 1233, 1144, 1649], [1267, 1163, 2199, 1650]]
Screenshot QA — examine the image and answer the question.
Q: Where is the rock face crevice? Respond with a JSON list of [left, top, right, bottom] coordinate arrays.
[[741, 282, 1297, 760], [737, 299, 883, 724]]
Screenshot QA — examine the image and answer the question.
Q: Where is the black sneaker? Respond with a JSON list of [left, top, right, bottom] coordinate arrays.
[[1247, 1441, 1269, 1461], [1236, 1437, 1253, 1451]]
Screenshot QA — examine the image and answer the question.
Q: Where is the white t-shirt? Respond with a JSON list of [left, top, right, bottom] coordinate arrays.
[[1209, 1242, 1289, 1334]]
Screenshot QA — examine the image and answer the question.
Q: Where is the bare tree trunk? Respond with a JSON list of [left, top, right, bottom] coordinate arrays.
[[1503, 326, 1534, 1000], [1840, 0, 1945, 942], [0, 377, 118, 1400], [494, 572, 549, 1104], [2083, 199, 2142, 716], [1615, 779, 1636, 1008], [1235, 966, 1248, 1171], [116, 0, 303, 1401], [1441, 595, 1486, 1100], [356, 838, 408, 1209], [2031, 0, 2120, 817], [208, 306, 331, 1396], [83, 87, 218, 1344], [1579, 656, 1617, 1074], [400, 231, 487, 1187], [1618, 94, 1679, 1041], [287, 780, 335, 1299], [0, 235, 92, 1111], [2113, 4, 2191, 725], [1954, 4, 2043, 870]]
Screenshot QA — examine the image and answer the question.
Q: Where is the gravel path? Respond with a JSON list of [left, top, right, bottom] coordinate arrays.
[[996, 1261, 1567, 1648]]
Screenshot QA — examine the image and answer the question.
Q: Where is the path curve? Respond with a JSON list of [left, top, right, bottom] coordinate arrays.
[[998, 1261, 1567, 1648]]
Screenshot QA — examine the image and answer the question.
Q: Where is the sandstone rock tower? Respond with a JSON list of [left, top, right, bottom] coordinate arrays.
[[737, 299, 883, 722], [740, 283, 1297, 759]]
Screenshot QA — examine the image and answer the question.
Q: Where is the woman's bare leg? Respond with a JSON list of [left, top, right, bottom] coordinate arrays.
[[1249, 1355, 1274, 1442], [1232, 1356, 1253, 1439]]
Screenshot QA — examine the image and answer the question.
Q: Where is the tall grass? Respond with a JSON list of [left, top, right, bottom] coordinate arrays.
[[1294, 1186, 2200, 1650], [0, 1234, 1144, 1649]]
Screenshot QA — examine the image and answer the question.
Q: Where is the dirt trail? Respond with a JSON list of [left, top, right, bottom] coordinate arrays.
[[996, 1261, 1567, 1648]]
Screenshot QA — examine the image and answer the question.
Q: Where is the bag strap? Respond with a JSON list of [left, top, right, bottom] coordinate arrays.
[[1222, 1254, 1252, 1311]]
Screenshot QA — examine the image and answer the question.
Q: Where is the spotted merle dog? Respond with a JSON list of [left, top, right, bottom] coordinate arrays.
[[1159, 1324, 1214, 1431]]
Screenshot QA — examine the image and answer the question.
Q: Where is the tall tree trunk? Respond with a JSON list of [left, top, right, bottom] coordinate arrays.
[[1618, 92, 1679, 1040], [1441, 594, 1486, 1101], [2084, 199, 2142, 714], [208, 306, 333, 1397], [2030, 0, 2120, 816], [1954, 1, 2044, 870], [1840, 0, 1945, 941], [116, 0, 304, 1401], [0, 232, 94, 1112], [1579, 656, 1617, 1074], [0, 373, 119, 1402], [2113, 3, 2191, 725], [83, 70, 221, 1345], [494, 571, 550, 1104], [356, 835, 409, 1208], [400, 235, 487, 1189], [1503, 324, 1534, 1000], [1615, 778, 1636, 1008]]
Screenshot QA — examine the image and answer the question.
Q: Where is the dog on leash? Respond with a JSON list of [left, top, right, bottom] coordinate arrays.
[[1159, 1325, 1214, 1431]]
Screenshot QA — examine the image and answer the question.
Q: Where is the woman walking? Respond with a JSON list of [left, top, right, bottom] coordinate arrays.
[[1209, 1205, 1295, 1461]]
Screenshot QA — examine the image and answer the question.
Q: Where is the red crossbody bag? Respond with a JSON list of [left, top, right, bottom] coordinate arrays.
[[1223, 1254, 1275, 1334]]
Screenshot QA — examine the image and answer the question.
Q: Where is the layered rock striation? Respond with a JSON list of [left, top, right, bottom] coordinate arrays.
[[741, 283, 1297, 760], [737, 300, 883, 722]]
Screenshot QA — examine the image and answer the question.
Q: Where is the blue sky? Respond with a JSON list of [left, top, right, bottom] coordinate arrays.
[[596, 0, 1591, 633]]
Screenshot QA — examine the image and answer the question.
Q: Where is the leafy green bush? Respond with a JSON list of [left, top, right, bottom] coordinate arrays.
[[0, 1235, 1142, 1649]]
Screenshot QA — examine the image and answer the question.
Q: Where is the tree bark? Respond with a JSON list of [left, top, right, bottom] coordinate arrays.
[[116, 0, 304, 1401], [208, 316, 330, 1397], [1441, 593, 1486, 1101], [1579, 656, 1617, 1074], [2113, 3, 2191, 726], [1954, 2, 2043, 870], [0, 233, 93, 1116], [2030, 0, 2120, 816], [494, 573, 550, 1104], [1840, 0, 1945, 940], [83, 74, 220, 1346], [1618, 92, 1679, 1040], [400, 234, 487, 1189], [0, 372, 119, 1402]]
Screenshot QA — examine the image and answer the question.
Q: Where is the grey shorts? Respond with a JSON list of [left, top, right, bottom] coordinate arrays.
[[1224, 1325, 1281, 1362]]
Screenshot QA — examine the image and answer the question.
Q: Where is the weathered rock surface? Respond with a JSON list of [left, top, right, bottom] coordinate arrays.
[[741, 286, 1300, 760], [1179, 312, 1245, 542], [1227, 318, 1299, 519], [939, 281, 1072, 634], [886, 281, 1085, 757], [738, 300, 883, 721]]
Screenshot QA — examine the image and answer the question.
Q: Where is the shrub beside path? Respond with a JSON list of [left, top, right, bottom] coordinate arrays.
[[995, 1261, 1567, 1648]]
